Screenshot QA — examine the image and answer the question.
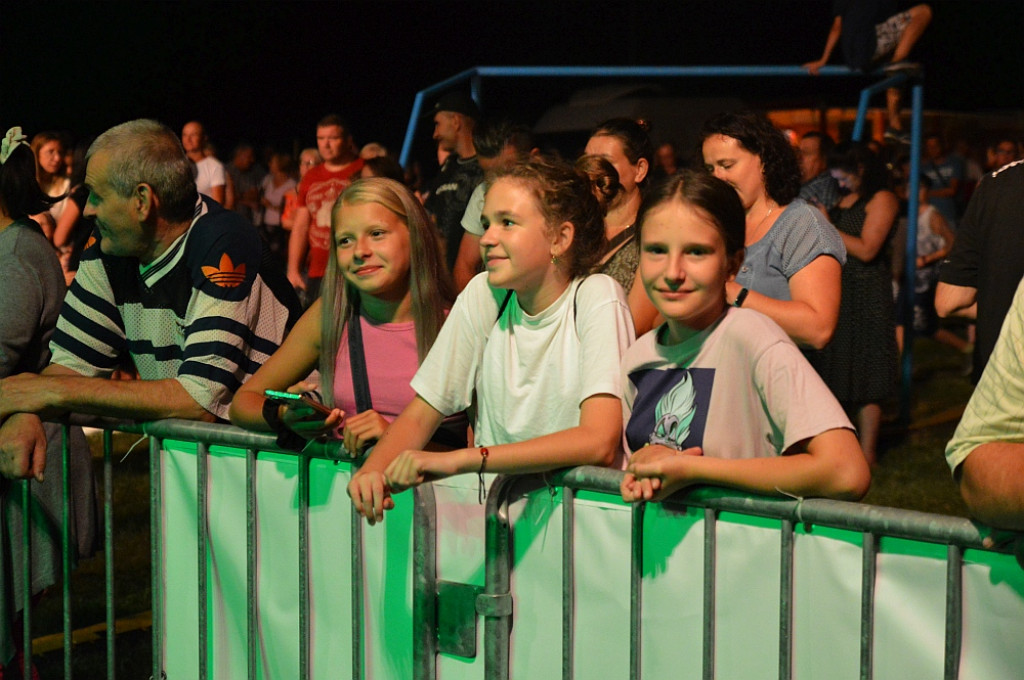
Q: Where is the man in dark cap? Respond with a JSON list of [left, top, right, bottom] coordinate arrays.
[[422, 91, 483, 272]]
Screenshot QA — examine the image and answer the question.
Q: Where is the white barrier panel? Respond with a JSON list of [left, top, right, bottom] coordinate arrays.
[[159, 440, 416, 679], [147, 426, 1024, 679]]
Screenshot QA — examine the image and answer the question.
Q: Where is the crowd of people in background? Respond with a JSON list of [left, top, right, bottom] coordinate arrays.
[[2, 35, 1024, 674]]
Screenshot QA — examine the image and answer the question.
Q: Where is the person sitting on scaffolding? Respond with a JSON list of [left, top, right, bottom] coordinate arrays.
[[618, 171, 871, 504], [803, 2, 933, 145]]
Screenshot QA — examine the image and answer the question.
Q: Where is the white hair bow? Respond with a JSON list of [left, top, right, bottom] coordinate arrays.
[[1, 127, 28, 165]]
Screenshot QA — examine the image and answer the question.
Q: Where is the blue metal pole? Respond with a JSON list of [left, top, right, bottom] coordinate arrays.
[[901, 82, 925, 422], [399, 64, 861, 164]]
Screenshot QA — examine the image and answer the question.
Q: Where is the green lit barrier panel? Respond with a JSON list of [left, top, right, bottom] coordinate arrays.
[[25, 420, 1023, 679]]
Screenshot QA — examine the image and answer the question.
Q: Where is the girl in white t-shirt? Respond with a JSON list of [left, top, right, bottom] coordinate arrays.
[[229, 178, 459, 454], [349, 156, 635, 524], [620, 171, 870, 504]]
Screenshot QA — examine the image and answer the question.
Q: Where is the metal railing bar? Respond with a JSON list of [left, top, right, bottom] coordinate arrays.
[[62, 424, 72, 679], [351, 491, 365, 680], [149, 435, 164, 680], [703, 507, 717, 680], [944, 544, 963, 680], [562, 486, 575, 680], [860, 532, 877, 680], [21, 477, 31, 679], [413, 484, 438, 680], [484, 475, 531, 680], [779, 520, 794, 680], [197, 442, 209, 680], [552, 468, 992, 551], [246, 448, 257, 680], [298, 454, 310, 680], [42, 417, 1019, 680], [103, 428, 116, 680], [124, 434, 991, 551], [629, 503, 644, 680]]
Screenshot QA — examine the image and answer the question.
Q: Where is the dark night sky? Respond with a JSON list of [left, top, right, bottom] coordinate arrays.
[[2, 1, 1022, 162]]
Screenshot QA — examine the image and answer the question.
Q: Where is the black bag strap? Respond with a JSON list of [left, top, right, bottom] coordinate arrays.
[[347, 297, 373, 413], [604, 224, 636, 255], [496, 289, 514, 320], [493, 281, 582, 333]]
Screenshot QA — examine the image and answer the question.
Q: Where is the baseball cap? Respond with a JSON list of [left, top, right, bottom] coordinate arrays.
[[428, 91, 480, 120]]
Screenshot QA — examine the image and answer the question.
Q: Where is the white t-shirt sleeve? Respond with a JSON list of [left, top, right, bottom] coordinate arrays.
[[209, 158, 226, 187], [752, 331, 853, 454], [575, 274, 636, 403], [411, 272, 501, 415], [460, 183, 486, 237]]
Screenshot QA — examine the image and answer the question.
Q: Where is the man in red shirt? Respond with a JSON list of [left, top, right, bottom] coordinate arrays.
[[287, 114, 364, 306]]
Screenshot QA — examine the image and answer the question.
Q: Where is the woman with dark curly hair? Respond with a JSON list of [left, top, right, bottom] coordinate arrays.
[[348, 155, 635, 523], [700, 111, 846, 349]]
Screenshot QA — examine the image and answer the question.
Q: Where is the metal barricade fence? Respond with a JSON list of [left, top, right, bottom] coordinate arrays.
[[18, 419, 1024, 679]]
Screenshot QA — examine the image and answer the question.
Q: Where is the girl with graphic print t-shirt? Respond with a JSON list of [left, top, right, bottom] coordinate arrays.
[[619, 171, 870, 504]]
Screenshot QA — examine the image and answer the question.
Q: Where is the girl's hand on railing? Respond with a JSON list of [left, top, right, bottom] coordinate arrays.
[[622, 444, 703, 502], [384, 449, 464, 492], [621, 471, 662, 503], [281, 405, 344, 440], [342, 410, 390, 456], [274, 384, 343, 440], [348, 469, 394, 525]]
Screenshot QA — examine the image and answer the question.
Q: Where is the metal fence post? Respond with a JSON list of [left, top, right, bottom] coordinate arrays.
[[944, 544, 963, 680], [298, 454, 310, 680], [196, 443, 210, 680], [103, 428, 116, 680], [149, 435, 165, 680], [779, 519, 795, 680], [702, 508, 717, 680], [246, 448, 258, 680], [413, 483, 439, 680], [62, 423, 73, 678], [562, 487, 575, 680], [860, 532, 877, 680], [630, 502, 644, 680]]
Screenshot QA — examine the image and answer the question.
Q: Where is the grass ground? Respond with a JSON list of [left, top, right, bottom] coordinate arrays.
[[21, 334, 978, 677]]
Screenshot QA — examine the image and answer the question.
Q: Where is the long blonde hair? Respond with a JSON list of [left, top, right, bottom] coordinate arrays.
[[318, 177, 454, 406]]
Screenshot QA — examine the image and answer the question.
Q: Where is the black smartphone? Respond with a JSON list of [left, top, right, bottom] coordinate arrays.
[[263, 389, 333, 416]]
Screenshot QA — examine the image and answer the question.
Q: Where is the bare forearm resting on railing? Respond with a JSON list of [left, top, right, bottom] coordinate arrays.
[[959, 442, 1024, 531], [2, 366, 215, 422]]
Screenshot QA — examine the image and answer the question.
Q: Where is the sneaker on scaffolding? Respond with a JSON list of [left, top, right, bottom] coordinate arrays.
[[884, 60, 922, 77], [884, 128, 911, 145]]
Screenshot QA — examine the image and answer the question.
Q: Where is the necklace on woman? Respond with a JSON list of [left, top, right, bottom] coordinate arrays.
[[747, 201, 775, 243]]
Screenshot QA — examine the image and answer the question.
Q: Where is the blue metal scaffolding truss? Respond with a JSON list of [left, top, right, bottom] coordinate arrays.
[[401, 65, 925, 419]]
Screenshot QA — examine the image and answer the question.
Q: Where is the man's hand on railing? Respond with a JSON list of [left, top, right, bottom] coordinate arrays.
[[348, 469, 394, 526], [0, 413, 47, 482]]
